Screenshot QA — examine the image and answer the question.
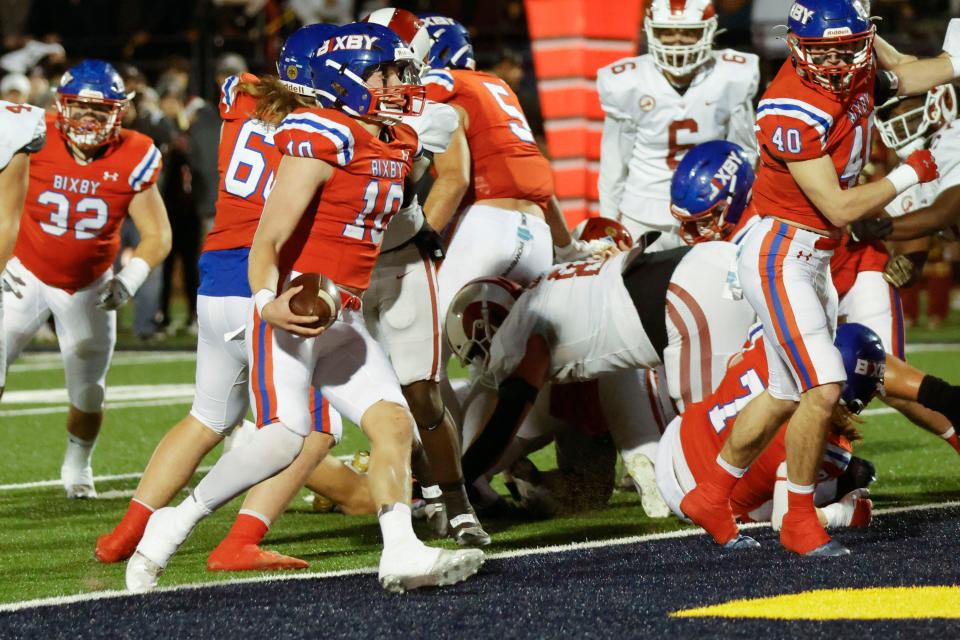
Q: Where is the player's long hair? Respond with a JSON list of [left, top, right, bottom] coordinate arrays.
[[830, 404, 864, 443], [237, 75, 313, 125]]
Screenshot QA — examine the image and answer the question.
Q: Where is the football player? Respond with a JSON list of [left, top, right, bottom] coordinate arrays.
[[680, 0, 958, 557], [674, 138, 960, 453], [0, 100, 45, 400], [596, 0, 759, 251], [446, 234, 757, 486], [127, 23, 483, 594], [2, 61, 171, 498], [97, 25, 339, 568], [419, 15, 587, 332], [361, 8, 490, 546], [656, 323, 880, 532]]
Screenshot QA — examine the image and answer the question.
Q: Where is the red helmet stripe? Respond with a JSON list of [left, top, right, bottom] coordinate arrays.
[[669, 0, 686, 15]]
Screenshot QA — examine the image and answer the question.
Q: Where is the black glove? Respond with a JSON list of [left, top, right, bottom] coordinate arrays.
[[850, 217, 893, 243], [413, 221, 446, 262], [96, 277, 132, 311]]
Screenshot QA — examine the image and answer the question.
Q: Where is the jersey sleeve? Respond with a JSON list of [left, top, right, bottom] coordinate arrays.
[[423, 69, 458, 104], [405, 101, 458, 154], [718, 51, 761, 164], [756, 97, 834, 161], [128, 139, 163, 192], [0, 103, 45, 170], [932, 129, 960, 193], [595, 57, 640, 120], [597, 115, 635, 218], [274, 110, 356, 167]]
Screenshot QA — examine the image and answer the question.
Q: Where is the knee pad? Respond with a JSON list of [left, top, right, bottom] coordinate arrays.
[[257, 423, 305, 469]]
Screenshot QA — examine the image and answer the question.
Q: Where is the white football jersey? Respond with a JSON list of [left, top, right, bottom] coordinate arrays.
[[382, 100, 459, 251], [596, 50, 759, 230], [0, 101, 45, 171], [886, 121, 960, 219]]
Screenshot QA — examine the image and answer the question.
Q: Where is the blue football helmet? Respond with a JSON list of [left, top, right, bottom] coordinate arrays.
[[277, 23, 338, 96], [419, 14, 475, 70], [56, 59, 130, 149], [310, 22, 425, 122], [786, 0, 875, 93], [835, 322, 885, 414], [670, 140, 755, 245]]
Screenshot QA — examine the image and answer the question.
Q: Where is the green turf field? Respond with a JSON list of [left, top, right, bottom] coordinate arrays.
[[2, 342, 960, 606]]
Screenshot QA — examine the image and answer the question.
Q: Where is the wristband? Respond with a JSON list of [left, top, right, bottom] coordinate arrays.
[[254, 288, 276, 315], [115, 257, 151, 296], [886, 164, 920, 195]]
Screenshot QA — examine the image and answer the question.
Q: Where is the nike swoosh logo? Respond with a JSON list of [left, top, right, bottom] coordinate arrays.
[[396, 271, 412, 280]]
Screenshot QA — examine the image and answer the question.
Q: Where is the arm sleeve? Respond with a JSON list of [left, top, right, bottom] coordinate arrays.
[[274, 112, 356, 166], [461, 377, 540, 483]]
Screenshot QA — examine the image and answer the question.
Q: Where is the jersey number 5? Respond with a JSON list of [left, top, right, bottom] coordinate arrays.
[[482, 82, 535, 144]]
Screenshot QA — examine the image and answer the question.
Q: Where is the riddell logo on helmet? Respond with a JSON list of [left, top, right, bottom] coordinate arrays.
[[317, 35, 380, 55], [789, 3, 814, 25], [708, 151, 744, 200]]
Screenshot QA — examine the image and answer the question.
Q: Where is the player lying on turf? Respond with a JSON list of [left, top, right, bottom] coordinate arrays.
[[656, 323, 879, 533], [2, 60, 171, 499], [673, 139, 960, 457], [125, 23, 484, 594]]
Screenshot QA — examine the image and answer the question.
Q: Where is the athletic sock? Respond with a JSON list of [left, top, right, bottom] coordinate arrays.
[[378, 503, 419, 552], [917, 376, 960, 426], [64, 434, 96, 469], [118, 499, 154, 535], [440, 481, 475, 523], [704, 454, 745, 497], [940, 427, 960, 455], [221, 511, 270, 547]]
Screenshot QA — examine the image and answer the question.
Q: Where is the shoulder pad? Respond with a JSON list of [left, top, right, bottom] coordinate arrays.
[[596, 56, 644, 119], [423, 69, 457, 103], [0, 103, 46, 170], [275, 108, 357, 166], [404, 101, 458, 154]]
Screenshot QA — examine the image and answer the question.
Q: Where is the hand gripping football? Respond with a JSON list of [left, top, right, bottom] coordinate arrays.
[[287, 272, 341, 330]]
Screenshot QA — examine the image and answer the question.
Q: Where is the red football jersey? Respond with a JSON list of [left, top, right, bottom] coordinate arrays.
[[204, 73, 280, 253], [830, 234, 889, 298], [423, 68, 553, 211], [15, 114, 161, 291], [753, 60, 875, 231], [272, 107, 418, 291], [679, 329, 853, 517]]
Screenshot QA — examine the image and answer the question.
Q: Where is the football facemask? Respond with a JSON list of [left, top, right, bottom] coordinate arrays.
[[644, 0, 718, 76], [56, 95, 127, 150], [876, 84, 958, 157]]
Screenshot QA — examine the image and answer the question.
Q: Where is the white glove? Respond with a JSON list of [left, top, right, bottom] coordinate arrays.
[[822, 488, 872, 528], [1, 262, 26, 299], [554, 239, 614, 264]]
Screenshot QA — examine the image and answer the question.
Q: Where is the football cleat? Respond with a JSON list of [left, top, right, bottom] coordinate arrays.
[[378, 545, 484, 594], [207, 543, 309, 572], [780, 509, 833, 556], [802, 540, 851, 558], [450, 512, 491, 547], [623, 452, 671, 519], [125, 507, 192, 591], [95, 530, 139, 564], [680, 484, 739, 546], [61, 463, 97, 499], [424, 499, 448, 538], [126, 551, 164, 593], [722, 534, 760, 550]]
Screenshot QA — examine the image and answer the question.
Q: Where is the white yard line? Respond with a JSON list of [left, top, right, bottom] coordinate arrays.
[[0, 466, 211, 492], [10, 351, 195, 373], [0, 397, 192, 418], [3, 384, 195, 406], [0, 500, 957, 614]]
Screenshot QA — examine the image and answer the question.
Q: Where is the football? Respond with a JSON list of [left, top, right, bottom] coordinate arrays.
[[286, 272, 341, 330]]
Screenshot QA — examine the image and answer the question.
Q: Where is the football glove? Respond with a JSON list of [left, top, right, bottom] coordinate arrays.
[[883, 252, 927, 288], [96, 277, 133, 311], [849, 216, 892, 243], [413, 221, 446, 263], [554, 238, 612, 264], [1, 262, 25, 299], [905, 148, 939, 184]]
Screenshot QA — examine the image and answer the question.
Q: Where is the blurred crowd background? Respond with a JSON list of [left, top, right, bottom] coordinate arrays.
[[0, 0, 958, 342]]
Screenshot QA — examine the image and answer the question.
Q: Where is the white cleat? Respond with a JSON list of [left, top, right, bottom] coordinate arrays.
[[125, 507, 192, 592], [125, 551, 164, 593], [624, 452, 670, 519], [61, 464, 97, 499], [378, 545, 485, 594]]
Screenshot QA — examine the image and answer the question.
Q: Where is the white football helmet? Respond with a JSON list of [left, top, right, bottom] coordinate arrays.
[[445, 276, 524, 367], [876, 84, 958, 158], [644, 0, 718, 76], [362, 8, 432, 68]]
